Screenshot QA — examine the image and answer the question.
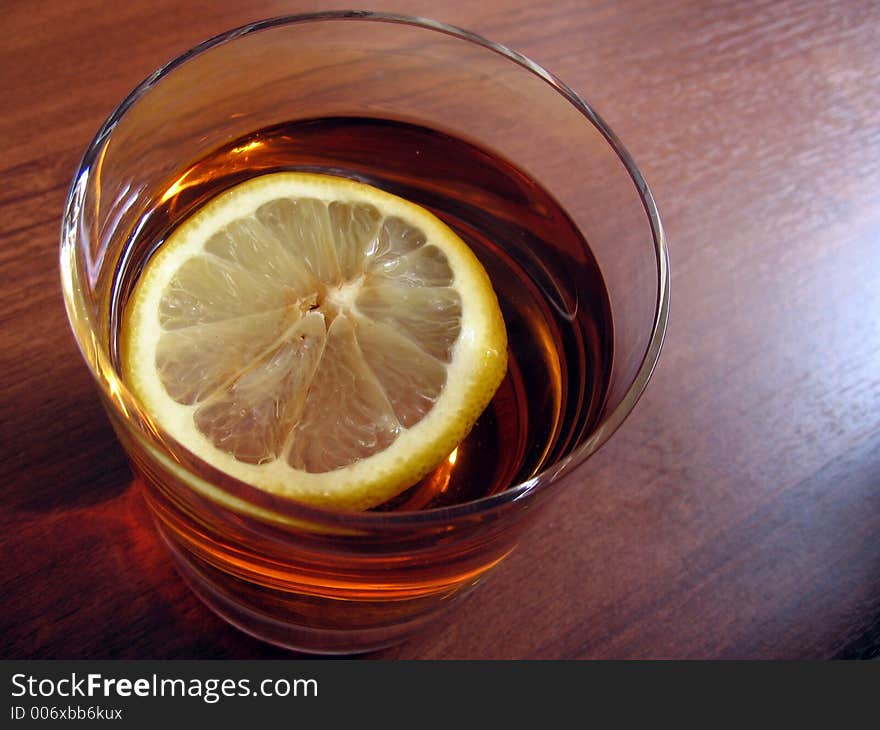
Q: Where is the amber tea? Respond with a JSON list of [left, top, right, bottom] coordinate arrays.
[[111, 117, 613, 512]]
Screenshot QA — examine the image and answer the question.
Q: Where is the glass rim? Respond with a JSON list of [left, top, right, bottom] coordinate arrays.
[[60, 10, 670, 529]]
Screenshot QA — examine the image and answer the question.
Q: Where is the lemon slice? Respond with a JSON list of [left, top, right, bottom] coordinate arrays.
[[122, 172, 507, 510]]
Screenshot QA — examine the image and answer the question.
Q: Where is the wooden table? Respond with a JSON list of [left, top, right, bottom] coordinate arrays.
[[2, 0, 878, 660]]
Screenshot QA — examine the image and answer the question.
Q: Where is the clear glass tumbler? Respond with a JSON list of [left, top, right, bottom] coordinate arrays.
[[60, 12, 668, 654]]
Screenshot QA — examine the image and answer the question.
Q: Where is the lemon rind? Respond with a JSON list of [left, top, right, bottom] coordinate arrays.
[[122, 172, 507, 510]]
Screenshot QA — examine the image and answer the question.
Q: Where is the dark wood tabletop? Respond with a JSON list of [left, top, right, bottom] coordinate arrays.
[[2, 0, 878, 660]]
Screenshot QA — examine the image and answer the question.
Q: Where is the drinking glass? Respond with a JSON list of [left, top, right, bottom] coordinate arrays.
[[60, 12, 669, 654]]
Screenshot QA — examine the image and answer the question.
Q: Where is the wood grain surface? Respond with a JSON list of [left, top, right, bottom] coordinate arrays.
[[2, 0, 878, 660]]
